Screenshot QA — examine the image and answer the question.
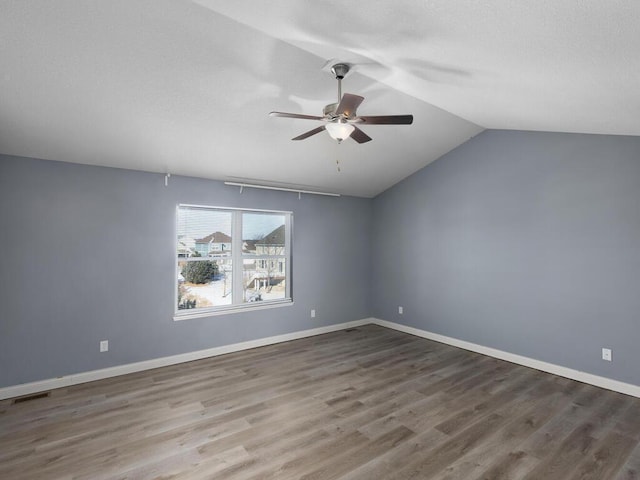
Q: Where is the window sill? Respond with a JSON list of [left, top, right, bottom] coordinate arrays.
[[173, 299, 293, 321]]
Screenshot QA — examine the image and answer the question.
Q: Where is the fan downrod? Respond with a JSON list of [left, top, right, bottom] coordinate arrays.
[[331, 63, 350, 104]]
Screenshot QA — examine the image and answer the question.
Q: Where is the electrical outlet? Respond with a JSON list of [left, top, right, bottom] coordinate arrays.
[[100, 340, 109, 353], [398, 306, 403, 315], [602, 348, 612, 362], [311, 309, 316, 318]]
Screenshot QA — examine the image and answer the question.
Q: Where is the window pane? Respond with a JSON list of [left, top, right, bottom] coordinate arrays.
[[177, 259, 232, 309], [243, 258, 286, 303], [176, 205, 291, 315], [177, 207, 232, 258], [242, 213, 285, 256]]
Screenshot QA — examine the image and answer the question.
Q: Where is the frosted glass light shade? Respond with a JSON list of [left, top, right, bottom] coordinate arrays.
[[325, 122, 355, 143]]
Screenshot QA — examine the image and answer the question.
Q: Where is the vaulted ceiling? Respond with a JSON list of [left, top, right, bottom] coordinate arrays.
[[1, 1, 638, 197]]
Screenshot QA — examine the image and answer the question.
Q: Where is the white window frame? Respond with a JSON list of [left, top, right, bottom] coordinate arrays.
[[174, 204, 293, 320]]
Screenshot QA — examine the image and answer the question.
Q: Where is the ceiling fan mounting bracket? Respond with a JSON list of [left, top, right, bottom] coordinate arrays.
[[331, 63, 350, 80]]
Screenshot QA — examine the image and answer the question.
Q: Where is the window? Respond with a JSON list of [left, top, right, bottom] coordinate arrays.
[[176, 205, 292, 317]]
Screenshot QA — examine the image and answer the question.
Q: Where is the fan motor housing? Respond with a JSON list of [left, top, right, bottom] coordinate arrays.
[[323, 103, 338, 117]]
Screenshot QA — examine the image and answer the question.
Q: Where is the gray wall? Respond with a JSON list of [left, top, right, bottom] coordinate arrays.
[[4, 129, 640, 390], [372, 130, 640, 385], [0, 155, 371, 388]]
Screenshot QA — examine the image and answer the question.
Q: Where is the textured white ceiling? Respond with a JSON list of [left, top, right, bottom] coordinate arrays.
[[1, 1, 638, 197]]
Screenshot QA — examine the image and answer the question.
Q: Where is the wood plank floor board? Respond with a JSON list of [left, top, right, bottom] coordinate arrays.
[[514, 389, 608, 460], [324, 389, 429, 438], [242, 430, 372, 480], [386, 412, 512, 479], [2, 324, 640, 479], [297, 426, 417, 480], [433, 389, 575, 479], [383, 374, 566, 479], [335, 427, 450, 480], [522, 421, 598, 480], [568, 431, 638, 480], [614, 401, 640, 441], [614, 442, 640, 480], [469, 450, 539, 480], [392, 370, 542, 436], [6, 386, 333, 477], [431, 371, 545, 437]]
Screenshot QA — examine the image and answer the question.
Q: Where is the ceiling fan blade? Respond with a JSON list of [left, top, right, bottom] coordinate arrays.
[[292, 125, 326, 141], [269, 111, 325, 121], [350, 126, 372, 144], [335, 93, 364, 118], [358, 115, 414, 125]]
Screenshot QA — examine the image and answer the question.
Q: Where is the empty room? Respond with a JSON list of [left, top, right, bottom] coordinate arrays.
[[2, 1, 640, 479]]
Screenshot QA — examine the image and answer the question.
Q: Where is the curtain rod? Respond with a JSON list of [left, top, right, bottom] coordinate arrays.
[[224, 182, 340, 197]]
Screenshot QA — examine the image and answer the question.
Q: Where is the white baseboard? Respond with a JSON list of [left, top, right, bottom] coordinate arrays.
[[4, 317, 638, 401], [0, 318, 372, 401], [371, 318, 640, 398]]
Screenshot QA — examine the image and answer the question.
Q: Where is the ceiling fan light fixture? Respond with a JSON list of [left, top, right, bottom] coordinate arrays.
[[325, 121, 355, 143]]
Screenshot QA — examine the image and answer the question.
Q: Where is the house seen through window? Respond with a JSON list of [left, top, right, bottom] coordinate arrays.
[[176, 205, 292, 316]]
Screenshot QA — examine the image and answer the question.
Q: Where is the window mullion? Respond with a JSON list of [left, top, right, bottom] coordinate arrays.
[[231, 211, 244, 304]]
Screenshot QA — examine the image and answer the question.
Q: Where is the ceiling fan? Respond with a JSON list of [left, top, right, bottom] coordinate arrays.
[[269, 63, 413, 144]]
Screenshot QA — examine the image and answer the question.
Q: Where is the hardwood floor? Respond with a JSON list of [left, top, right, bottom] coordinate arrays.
[[1, 324, 640, 479]]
